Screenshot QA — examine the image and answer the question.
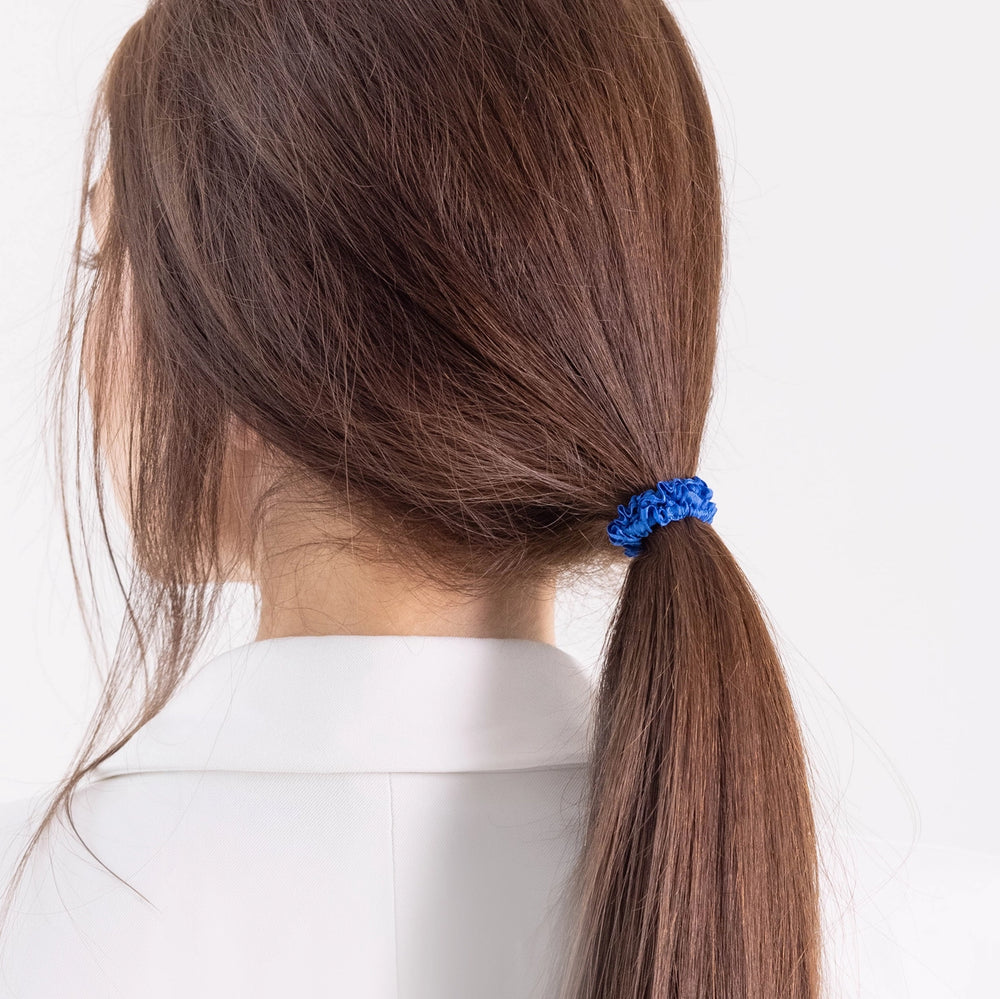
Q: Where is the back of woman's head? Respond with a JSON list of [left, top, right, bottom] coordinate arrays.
[[7, 0, 824, 994]]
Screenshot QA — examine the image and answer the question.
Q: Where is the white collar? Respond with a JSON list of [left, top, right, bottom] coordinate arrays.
[[88, 634, 597, 782]]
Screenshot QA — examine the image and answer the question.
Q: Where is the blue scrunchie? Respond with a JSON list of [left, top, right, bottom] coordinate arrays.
[[606, 476, 717, 557]]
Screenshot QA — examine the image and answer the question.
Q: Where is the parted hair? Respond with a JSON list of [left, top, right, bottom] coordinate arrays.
[[2, 1, 825, 995]]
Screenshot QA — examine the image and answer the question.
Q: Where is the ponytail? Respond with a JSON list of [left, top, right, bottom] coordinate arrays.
[[560, 517, 822, 997]]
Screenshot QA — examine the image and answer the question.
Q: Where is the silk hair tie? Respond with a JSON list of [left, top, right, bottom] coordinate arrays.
[[606, 476, 717, 557]]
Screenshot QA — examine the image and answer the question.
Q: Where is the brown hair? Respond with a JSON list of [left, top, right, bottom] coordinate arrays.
[[2, 0, 825, 993]]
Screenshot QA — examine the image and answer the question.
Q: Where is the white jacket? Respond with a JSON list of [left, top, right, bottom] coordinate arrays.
[[0, 635, 595, 998]]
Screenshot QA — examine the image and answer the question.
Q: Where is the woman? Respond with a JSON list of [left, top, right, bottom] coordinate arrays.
[[0, 1, 824, 995]]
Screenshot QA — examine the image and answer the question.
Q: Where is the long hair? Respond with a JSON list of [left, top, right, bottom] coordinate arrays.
[[2, 1, 824, 994]]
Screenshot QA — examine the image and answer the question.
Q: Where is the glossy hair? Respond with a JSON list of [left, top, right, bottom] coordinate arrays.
[[1, 0, 825, 994]]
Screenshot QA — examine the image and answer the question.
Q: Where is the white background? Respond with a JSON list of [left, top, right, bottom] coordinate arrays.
[[1, 2, 997, 992]]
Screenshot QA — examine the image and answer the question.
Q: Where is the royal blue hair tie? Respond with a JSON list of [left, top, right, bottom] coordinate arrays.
[[607, 476, 717, 557]]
